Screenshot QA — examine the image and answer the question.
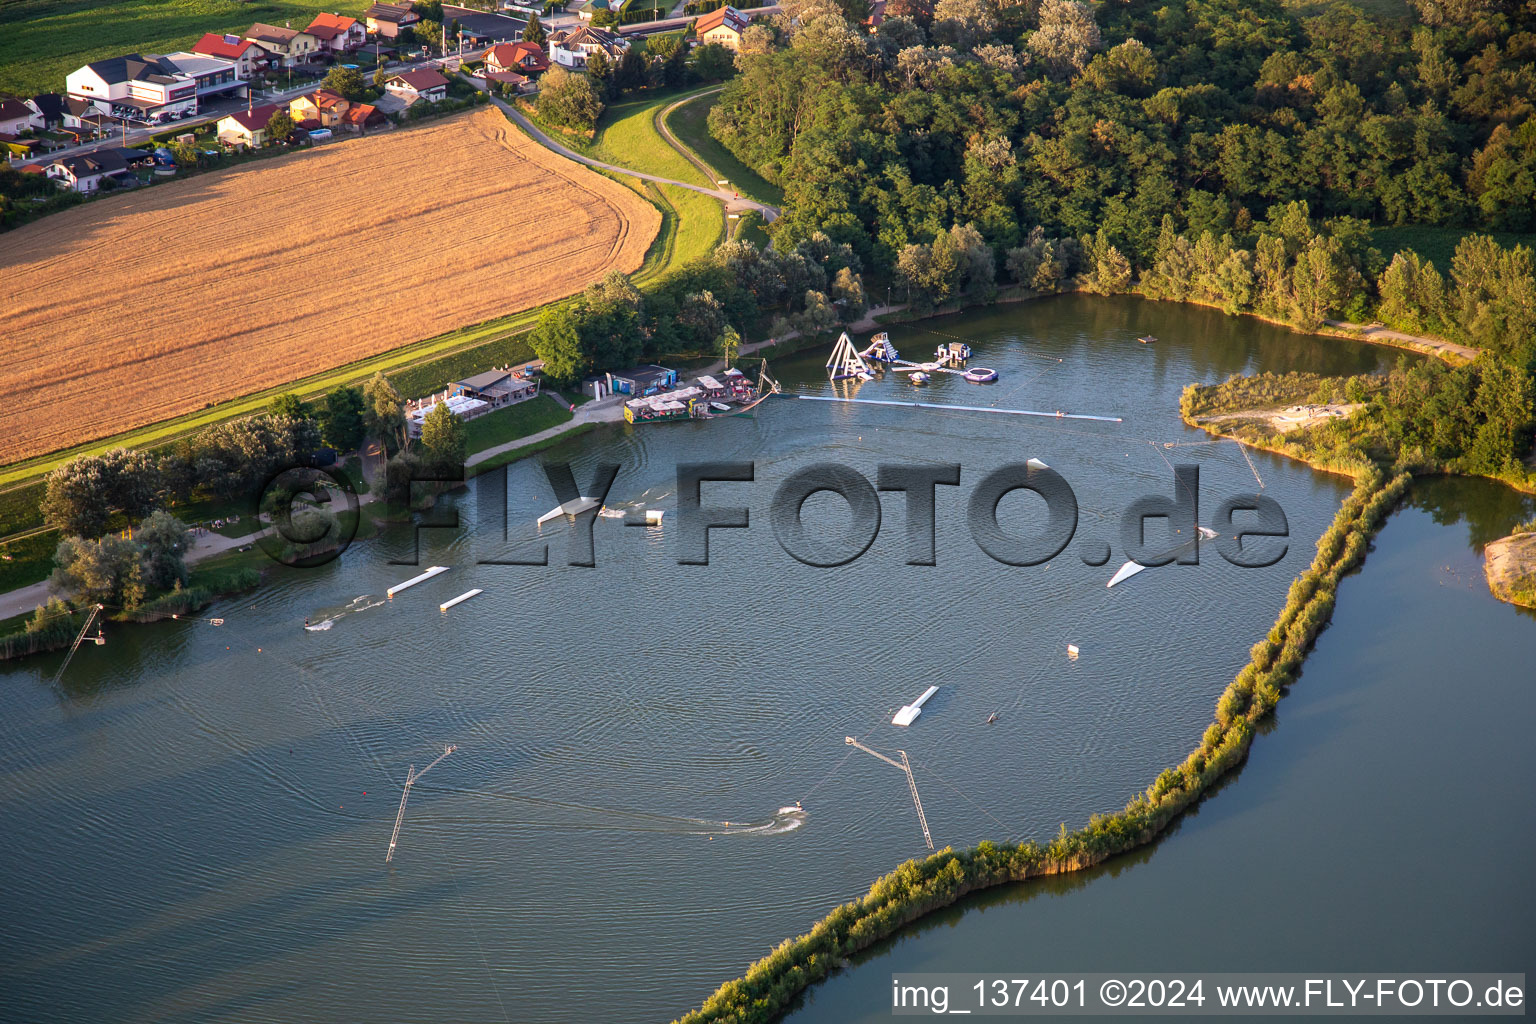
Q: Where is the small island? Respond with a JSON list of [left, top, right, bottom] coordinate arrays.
[[1484, 526, 1536, 610]]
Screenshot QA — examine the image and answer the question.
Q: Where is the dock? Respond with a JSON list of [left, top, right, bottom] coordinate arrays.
[[387, 566, 449, 598], [893, 684, 940, 726], [439, 588, 483, 612]]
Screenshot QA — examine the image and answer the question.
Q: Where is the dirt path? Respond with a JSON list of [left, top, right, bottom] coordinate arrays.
[[487, 93, 780, 223], [1195, 402, 1362, 434], [1322, 320, 1480, 363]]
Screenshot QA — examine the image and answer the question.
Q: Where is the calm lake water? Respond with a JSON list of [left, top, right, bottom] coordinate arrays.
[[2, 295, 1525, 1024]]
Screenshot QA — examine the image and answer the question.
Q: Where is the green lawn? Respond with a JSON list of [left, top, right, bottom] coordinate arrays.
[[658, 182, 724, 265], [587, 89, 716, 188], [1371, 225, 1536, 269], [664, 92, 785, 207], [0, 0, 367, 98], [462, 395, 573, 453]]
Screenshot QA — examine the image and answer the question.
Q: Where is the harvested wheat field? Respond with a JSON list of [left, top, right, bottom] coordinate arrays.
[[0, 106, 659, 465]]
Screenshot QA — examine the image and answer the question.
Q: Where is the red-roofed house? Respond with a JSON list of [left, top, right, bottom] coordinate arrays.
[[306, 12, 367, 52], [217, 102, 283, 148], [384, 69, 449, 102], [193, 33, 270, 78], [485, 41, 548, 76], [341, 102, 385, 131], [693, 5, 749, 51]]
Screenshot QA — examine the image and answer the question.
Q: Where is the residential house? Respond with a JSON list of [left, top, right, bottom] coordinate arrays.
[[0, 99, 33, 135], [25, 94, 67, 130], [548, 25, 629, 69], [440, 5, 528, 47], [193, 33, 269, 78], [862, 0, 886, 30], [65, 54, 200, 121], [364, 2, 420, 38], [217, 103, 283, 148], [245, 23, 321, 66], [578, 0, 615, 21], [485, 40, 548, 76], [693, 5, 749, 50], [290, 88, 351, 128], [306, 12, 367, 52], [46, 149, 133, 192], [61, 97, 105, 130], [384, 69, 450, 102], [341, 102, 385, 130]]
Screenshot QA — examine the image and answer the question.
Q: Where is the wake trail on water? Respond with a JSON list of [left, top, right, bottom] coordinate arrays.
[[433, 783, 808, 837], [304, 594, 384, 631]]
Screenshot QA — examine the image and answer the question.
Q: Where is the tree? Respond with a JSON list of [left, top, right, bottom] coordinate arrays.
[[830, 266, 867, 319], [264, 110, 295, 144], [530, 303, 586, 383], [42, 448, 163, 538], [794, 290, 839, 334], [587, 50, 615, 100], [692, 42, 736, 82], [537, 67, 604, 131], [363, 372, 407, 450], [419, 401, 467, 475], [414, 19, 443, 52], [269, 393, 308, 420], [717, 324, 742, 367], [137, 510, 189, 591], [679, 290, 727, 347], [523, 16, 547, 43], [1025, 0, 1100, 77], [323, 65, 367, 101], [591, 7, 618, 26], [319, 386, 367, 451], [51, 534, 138, 606]]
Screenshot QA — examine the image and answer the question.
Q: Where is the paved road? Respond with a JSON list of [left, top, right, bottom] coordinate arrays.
[[23, 49, 491, 166], [620, 4, 779, 35], [489, 93, 780, 222]]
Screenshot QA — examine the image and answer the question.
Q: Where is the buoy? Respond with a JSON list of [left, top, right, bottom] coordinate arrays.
[[1067, 644, 1080, 659]]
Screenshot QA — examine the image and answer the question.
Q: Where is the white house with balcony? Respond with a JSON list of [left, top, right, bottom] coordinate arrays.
[[548, 26, 629, 69]]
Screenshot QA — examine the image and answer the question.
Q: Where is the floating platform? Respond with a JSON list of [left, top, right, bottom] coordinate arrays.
[[537, 497, 600, 525], [440, 588, 483, 612], [893, 684, 940, 726], [388, 566, 449, 598]]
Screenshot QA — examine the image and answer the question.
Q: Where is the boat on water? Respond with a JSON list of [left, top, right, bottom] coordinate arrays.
[[625, 360, 781, 424], [1138, 335, 1157, 344]]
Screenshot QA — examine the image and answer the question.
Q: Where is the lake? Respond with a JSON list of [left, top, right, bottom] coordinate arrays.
[[5, 295, 1523, 1024]]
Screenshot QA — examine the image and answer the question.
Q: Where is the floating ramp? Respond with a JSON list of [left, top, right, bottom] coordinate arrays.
[[439, 588, 483, 612], [388, 566, 449, 598], [537, 497, 600, 526], [892, 685, 940, 726]]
